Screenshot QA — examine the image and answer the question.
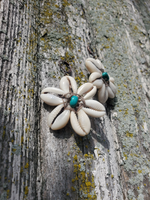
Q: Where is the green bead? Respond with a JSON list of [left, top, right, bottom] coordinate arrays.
[[70, 96, 78, 108], [102, 72, 109, 81]]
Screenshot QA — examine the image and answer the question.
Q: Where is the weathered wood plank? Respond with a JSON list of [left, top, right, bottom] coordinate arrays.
[[0, 0, 150, 199]]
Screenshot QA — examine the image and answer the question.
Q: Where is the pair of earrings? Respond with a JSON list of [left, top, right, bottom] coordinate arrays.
[[40, 58, 116, 136]]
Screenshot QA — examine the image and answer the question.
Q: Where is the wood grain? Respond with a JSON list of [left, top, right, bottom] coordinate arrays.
[[0, 0, 150, 199]]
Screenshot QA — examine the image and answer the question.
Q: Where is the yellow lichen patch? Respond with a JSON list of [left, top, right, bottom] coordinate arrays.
[[75, 69, 87, 86], [71, 152, 96, 199], [62, 0, 70, 6], [74, 155, 78, 161], [21, 136, 24, 144], [138, 170, 142, 174], [134, 25, 138, 30], [111, 174, 114, 179], [2, 130, 6, 138], [104, 45, 110, 49], [84, 154, 89, 158], [7, 190, 10, 199], [123, 153, 128, 160], [3, 126, 6, 138], [124, 108, 128, 115], [71, 186, 76, 192], [72, 179, 75, 183], [126, 131, 133, 137], [85, 181, 92, 187], [20, 166, 23, 173], [25, 163, 29, 169], [24, 186, 28, 195]]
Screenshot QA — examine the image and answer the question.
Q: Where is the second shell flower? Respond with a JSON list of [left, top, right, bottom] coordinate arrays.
[[85, 58, 117, 104], [40, 76, 106, 136]]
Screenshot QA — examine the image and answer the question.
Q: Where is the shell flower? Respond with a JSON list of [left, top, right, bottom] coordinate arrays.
[[85, 58, 117, 104], [40, 76, 106, 136]]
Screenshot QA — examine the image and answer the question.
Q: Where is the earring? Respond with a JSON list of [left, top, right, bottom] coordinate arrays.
[[85, 58, 117, 104]]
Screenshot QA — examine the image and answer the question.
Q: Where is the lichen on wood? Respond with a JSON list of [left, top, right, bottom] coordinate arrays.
[[0, 0, 150, 199]]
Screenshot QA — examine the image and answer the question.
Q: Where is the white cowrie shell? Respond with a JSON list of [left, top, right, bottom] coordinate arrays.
[[82, 107, 105, 117], [110, 77, 115, 83], [59, 76, 70, 93], [48, 104, 64, 127], [41, 87, 65, 95], [96, 59, 104, 68], [66, 76, 77, 93], [92, 79, 103, 89], [107, 86, 115, 98], [109, 81, 117, 95], [40, 94, 63, 106], [77, 83, 93, 96], [97, 84, 108, 104], [85, 58, 104, 73], [85, 60, 100, 73], [89, 72, 102, 82], [85, 100, 105, 111], [77, 109, 91, 135], [84, 86, 97, 100], [51, 109, 70, 130], [70, 111, 87, 136], [60, 76, 77, 93]]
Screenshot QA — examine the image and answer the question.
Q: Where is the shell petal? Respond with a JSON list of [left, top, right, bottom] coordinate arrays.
[[67, 76, 77, 93], [110, 77, 115, 83], [51, 109, 70, 130], [40, 94, 63, 106], [85, 100, 105, 111], [48, 104, 64, 127], [77, 83, 93, 96], [70, 111, 86, 136], [82, 107, 105, 117], [92, 79, 103, 89], [97, 84, 108, 104], [96, 59, 104, 70], [89, 72, 102, 82], [109, 81, 117, 95], [78, 109, 91, 135], [107, 86, 115, 98], [85, 58, 104, 73], [85, 60, 100, 73], [41, 87, 65, 95], [59, 76, 69, 93], [84, 86, 97, 100]]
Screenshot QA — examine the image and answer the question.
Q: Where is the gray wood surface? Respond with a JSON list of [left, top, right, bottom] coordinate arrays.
[[0, 0, 150, 199]]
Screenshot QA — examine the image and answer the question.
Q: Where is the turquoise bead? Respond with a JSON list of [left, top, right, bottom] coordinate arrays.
[[70, 96, 78, 108], [102, 72, 109, 81]]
